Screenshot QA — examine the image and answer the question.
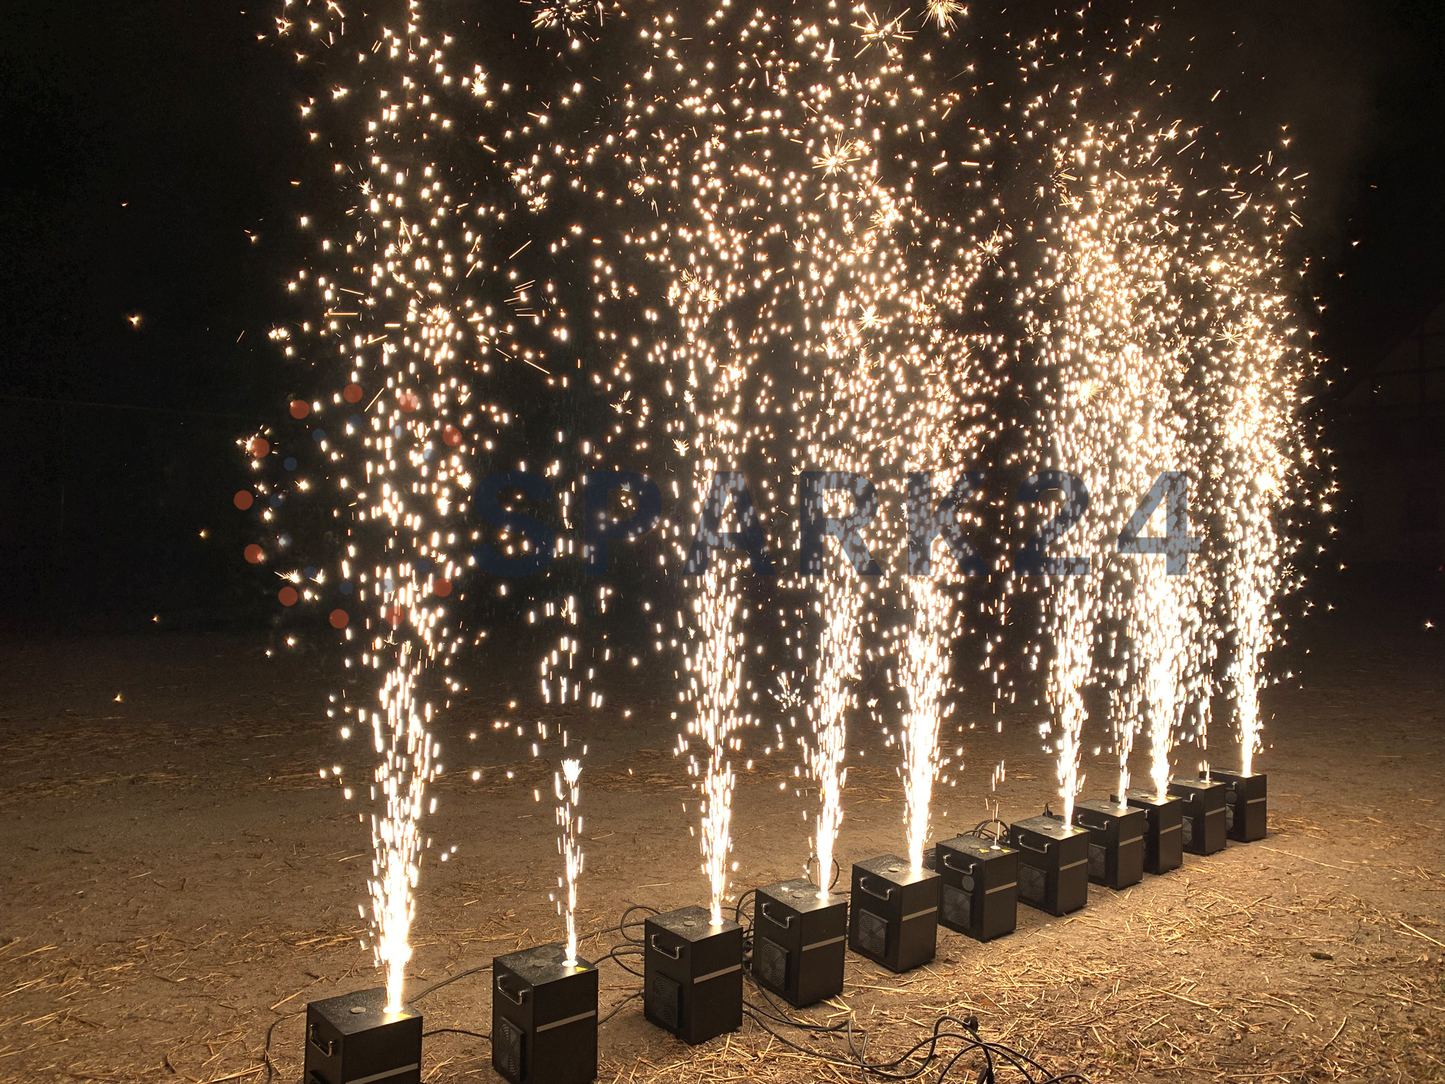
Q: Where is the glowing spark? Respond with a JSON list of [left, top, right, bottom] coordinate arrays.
[[814, 139, 860, 177], [925, 1, 967, 31]]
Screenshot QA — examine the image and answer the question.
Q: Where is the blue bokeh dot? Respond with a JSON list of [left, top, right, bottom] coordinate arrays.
[[339, 581, 354, 596], [284, 457, 298, 471], [313, 430, 327, 443]]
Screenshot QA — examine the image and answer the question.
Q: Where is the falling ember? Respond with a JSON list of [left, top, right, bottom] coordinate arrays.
[[555, 759, 584, 965]]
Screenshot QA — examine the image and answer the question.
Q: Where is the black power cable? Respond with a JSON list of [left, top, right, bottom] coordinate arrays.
[[736, 916, 1090, 1084], [422, 1026, 491, 1041], [598, 990, 643, 1024], [411, 964, 491, 1003], [259, 1010, 302, 1084], [595, 942, 646, 977], [970, 818, 1010, 845], [742, 1003, 1089, 1084]]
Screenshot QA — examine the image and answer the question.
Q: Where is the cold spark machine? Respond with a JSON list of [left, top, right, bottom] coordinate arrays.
[[1009, 815, 1089, 917], [848, 855, 939, 974], [1168, 777, 1228, 855], [643, 905, 743, 1045], [1206, 769, 1268, 842], [934, 835, 1019, 942], [1071, 798, 1147, 891], [491, 943, 599, 1084], [1121, 789, 1185, 875], [751, 879, 847, 1007], [304, 987, 422, 1084]]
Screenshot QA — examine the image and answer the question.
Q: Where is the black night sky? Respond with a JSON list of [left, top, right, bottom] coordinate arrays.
[[2, 0, 1443, 622]]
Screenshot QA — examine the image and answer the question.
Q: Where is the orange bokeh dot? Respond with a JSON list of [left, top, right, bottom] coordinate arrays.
[[443, 425, 462, 447], [434, 579, 452, 598], [343, 383, 364, 404], [248, 436, 270, 459], [278, 586, 299, 607], [244, 544, 264, 564], [290, 400, 310, 420], [387, 605, 404, 626], [330, 609, 350, 629], [234, 490, 255, 511], [398, 389, 420, 413]]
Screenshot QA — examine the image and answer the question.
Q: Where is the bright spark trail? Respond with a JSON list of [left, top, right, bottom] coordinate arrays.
[[555, 757, 585, 964]]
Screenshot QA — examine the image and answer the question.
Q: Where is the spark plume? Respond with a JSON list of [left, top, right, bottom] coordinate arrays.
[[269, 0, 514, 1012], [555, 758, 585, 964], [258, 0, 1321, 980]]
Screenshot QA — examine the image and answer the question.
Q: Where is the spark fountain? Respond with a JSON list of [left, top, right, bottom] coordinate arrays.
[[268, 0, 613, 1067], [557, 758, 585, 966], [1121, 475, 1198, 874], [275, 1, 505, 1076], [274, 0, 484, 1019], [1193, 202, 1313, 844], [900, 577, 951, 875], [492, 755, 599, 1084], [893, 298, 997, 884]]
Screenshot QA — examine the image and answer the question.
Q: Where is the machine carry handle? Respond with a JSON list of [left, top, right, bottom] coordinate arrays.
[[1015, 834, 1051, 856], [307, 1024, 336, 1058], [857, 876, 896, 902], [941, 852, 975, 875], [759, 901, 795, 928], [649, 934, 683, 960], [495, 978, 526, 1006]]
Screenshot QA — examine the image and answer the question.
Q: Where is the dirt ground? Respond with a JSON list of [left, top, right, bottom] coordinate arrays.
[[2, 592, 1443, 1084]]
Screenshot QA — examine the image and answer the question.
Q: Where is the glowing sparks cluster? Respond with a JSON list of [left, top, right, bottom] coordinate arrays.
[[995, 80, 1311, 811], [271, 0, 508, 1012], [494, 0, 1309, 909], [555, 758, 585, 964], [600, 1, 1001, 892], [263, 0, 1319, 976]]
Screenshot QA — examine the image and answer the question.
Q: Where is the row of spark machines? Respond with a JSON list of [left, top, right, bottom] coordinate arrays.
[[301, 769, 1267, 1084]]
